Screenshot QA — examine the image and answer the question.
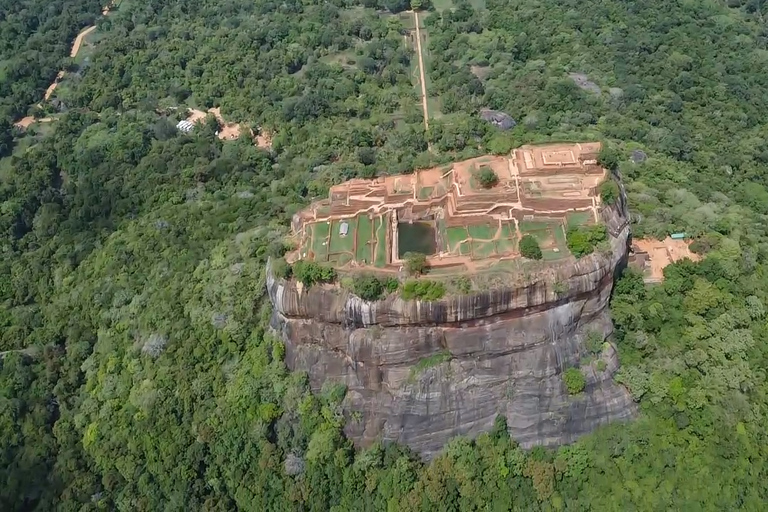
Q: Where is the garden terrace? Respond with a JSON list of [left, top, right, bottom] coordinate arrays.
[[287, 143, 609, 273]]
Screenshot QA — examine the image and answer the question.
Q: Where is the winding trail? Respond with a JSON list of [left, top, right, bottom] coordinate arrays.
[[14, 6, 111, 128], [413, 11, 430, 131]]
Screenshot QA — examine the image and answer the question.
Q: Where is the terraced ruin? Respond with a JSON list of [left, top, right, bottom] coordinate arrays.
[[287, 142, 606, 273]]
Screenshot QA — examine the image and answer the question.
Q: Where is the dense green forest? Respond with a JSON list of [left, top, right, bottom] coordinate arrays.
[[3, 0, 768, 509]]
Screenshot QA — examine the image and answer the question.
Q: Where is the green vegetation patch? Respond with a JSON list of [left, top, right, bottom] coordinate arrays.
[[564, 367, 586, 394], [310, 221, 331, 261], [401, 279, 445, 301], [373, 215, 389, 267], [471, 240, 496, 259], [554, 224, 567, 246], [356, 215, 374, 264], [526, 228, 553, 247], [567, 224, 607, 258], [495, 237, 517, 255], [500, 222, 516, 239], [520, 220, 552, 233], [566, 211, 593, 229], [329, 218, 357, 254], [446, 226, 469, 251], [418, 186, 434, 199], [410, 350, 452, 379], [467, 223, 496, 240]]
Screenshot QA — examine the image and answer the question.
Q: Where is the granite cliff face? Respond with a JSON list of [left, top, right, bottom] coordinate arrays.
[[268, 192, 636, 458]]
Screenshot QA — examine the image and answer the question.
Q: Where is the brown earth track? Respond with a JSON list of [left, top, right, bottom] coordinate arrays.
[[15, 4, 112, 128]]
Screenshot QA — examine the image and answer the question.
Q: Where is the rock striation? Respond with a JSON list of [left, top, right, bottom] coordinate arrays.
[[268, 182, 636, 458]]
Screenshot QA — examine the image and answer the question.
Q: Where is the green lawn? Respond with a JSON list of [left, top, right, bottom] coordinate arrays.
[[419, 186, 434, 199], [495, 238, 517, 255], [500, 222, 516, 239], [374, 215, 388, 267], [542, 248, 567, 261], [472, 240, 496, 259], [520, 220, 552, 233], [356, 215, 374, 264], [566, 211, 593, 228], [310, 221, 331, 261], [553, 224, 568, 249], [446, 227, 469, 251], [467, 224, 496, 240], [329, 218, 357, 253]]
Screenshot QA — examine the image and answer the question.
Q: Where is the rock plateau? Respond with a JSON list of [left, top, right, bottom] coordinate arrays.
[[268, 175, 636, 459]]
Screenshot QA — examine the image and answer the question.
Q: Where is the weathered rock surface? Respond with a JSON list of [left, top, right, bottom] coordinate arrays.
[[268, 193, 637, 458]]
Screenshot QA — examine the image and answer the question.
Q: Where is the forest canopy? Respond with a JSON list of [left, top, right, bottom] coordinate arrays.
[[2, 0, 768, 510]]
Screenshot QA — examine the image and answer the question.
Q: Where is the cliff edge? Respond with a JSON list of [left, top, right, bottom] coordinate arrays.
[[268, 175, 636, 458]]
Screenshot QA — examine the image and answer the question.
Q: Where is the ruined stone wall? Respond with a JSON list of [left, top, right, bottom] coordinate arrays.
[[268, 187, 636, 458]]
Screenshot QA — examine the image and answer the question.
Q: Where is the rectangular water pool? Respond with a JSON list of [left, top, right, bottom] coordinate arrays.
[[398, 222, 437, 257]]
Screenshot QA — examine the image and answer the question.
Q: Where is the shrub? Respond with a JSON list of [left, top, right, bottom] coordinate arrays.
[[271, 257, 292, 279], [475, 166, 499, 188], [404, 252, 428, 276], [349, 274, 399, 300], [563, 367, 586, 394], [598, 145, 619, 170], [401, 279, 445, 301], [519, 234, 543, 260], [453, 275, 472, 294], [599, 179, 620, 205], [384, 276, 400, 293], [292, 260, 337, 286], [566, 225, 607, 258], [352, 274, 385, 301], [585, 330, 604, 355]]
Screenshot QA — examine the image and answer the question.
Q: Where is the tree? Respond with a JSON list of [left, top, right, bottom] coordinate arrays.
[[404, 252, 428, 275], [598, 145, 620, 171], [519, 235, 542, 259], [271, 258, 292, 279], [352, 274, 385, 301], [0, 118, 13, 158], [563, 368, 586, 394], [401, 279, 445, 300], [486, 133, 514, 155], [599, 179, 619, 205], [566, 225, 607, 258], [292, 261, 337, 286], [475, 166, 498, 188]]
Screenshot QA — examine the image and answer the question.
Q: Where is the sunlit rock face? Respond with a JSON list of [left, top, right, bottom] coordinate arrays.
[[268, 192, 636, 459]]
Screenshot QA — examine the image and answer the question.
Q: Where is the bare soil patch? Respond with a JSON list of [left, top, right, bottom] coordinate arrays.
[[633, 238, 700, 282], [186, 107, 272, 148]]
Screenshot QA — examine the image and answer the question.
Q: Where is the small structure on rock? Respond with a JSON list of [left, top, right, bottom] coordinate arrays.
[[630, 149, 647, 164], [479, 109, 516, 130]]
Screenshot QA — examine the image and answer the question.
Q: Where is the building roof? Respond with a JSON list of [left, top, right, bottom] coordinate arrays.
[[176, 120, 195, 133], [339, 222, 349, 236]]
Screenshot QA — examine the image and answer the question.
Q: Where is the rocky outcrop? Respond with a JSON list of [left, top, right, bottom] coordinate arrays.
[[268, 189, 636, 458]]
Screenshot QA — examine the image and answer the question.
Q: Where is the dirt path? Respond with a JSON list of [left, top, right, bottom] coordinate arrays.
[[70, 25, 97, 58], [43, 25, 99, 101], [413, 11, 430, 131], [15, 6, 112, 127]]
